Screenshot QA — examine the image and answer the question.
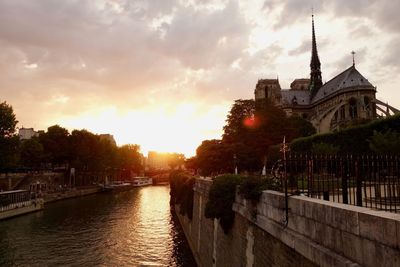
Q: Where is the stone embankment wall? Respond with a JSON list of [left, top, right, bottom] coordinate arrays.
[[44, 186, 102, 203], [175, 178, 400, 267], [0, 172, 65, 190]]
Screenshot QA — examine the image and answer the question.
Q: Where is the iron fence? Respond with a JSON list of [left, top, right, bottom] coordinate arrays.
[[282, 154, 400, 213]]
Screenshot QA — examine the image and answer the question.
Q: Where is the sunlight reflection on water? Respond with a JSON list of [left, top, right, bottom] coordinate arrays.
[[0, 186, 196, 267]]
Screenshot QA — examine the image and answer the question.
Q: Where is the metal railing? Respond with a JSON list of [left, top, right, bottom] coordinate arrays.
[[282, 154, 400, 213]]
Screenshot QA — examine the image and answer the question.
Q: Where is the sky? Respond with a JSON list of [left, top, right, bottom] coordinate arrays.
[[1, 0, 400, 156]]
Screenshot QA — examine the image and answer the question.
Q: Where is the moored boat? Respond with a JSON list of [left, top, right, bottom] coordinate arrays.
[[131, 177, 152, 187]]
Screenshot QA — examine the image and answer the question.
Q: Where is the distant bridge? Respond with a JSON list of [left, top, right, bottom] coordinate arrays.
[[146, 170, 170, 185]]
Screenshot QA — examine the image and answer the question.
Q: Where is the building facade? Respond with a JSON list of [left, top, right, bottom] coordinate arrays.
[[18, 127, 40, 140], [255, 15, 398, 133]]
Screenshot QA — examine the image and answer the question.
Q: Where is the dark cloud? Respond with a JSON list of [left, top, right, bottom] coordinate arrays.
[[0, 0, 251, 124], [288, 38, 328, 56], [381, 37, 400, 71], [1, 0, 400, 129], [269, 0, 400, 34]]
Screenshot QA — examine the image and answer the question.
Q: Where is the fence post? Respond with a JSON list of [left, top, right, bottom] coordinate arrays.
[[307, 158, 313, 198], [341, 157, 348, 204], [356, 159, 362, 207]]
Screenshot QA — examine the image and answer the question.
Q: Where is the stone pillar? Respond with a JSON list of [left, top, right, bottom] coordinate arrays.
[[197, 195, 202, 253], [212, 218, 218, 267], [8, 175, 12, 190], [246, 226, 254, 267]]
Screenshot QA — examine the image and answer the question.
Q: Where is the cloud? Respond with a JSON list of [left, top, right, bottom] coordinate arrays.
[[288, 38, 328, 56], [1, 0, 400, 150]]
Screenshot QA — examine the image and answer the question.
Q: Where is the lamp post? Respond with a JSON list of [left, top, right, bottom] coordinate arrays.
[[280, 136, 290, 227], [233, 154, 238, 175], [262, 155, 267, 176]]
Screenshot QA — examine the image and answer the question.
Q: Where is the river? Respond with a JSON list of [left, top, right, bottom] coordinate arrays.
[[0, 185, 196, 266]]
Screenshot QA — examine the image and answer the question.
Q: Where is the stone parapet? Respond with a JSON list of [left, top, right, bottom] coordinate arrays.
[[235, 190, 400, 267]]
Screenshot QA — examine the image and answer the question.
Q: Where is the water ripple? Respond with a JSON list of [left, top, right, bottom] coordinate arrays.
[[0, 186, 196, 267]]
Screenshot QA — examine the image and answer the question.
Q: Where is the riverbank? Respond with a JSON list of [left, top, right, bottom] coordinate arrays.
[[43, 186, 103, 203], [0, 186, 101, 221], [0, 199, 44, 220]]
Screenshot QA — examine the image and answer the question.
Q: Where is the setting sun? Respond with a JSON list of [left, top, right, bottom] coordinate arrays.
[[54, 102, 230, 157]]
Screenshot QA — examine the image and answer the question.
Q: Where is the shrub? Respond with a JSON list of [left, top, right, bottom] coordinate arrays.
[[205, 174, 243, 234], [205, 174, 280, 233], [238, 176, 280, 202], [291, 114, 400, 154], [368, 130, 400, 153], [169, 170, 195, 219]]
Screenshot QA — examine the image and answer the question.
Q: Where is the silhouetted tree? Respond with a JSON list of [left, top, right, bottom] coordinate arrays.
[[368, 130, 400, 153], [0, 101, 19, 172], [118, 144, 142, 179], [20, 137, 44, 169], [196, 99, 316, 174], [39, 125, 70, 167], [167, 153, 185, 170], [195, 140, 233, 176]]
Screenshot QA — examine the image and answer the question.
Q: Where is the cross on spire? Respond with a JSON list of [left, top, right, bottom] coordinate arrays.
[[351, 51, 356, 66]]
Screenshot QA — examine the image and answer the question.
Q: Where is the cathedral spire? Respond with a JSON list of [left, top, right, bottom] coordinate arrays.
[[309, 13, 323, 97]]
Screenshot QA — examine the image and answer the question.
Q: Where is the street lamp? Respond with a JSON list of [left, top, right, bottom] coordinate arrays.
[[233, 154, 238, 175]]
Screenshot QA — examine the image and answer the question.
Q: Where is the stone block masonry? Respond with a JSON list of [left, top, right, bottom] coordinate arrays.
[[175, 178, 400, 267]]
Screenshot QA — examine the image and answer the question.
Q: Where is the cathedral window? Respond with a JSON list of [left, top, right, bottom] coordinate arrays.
[[349, 98, 358, 119], [340, 106, 345, 120], [364, 96, 371, 116]]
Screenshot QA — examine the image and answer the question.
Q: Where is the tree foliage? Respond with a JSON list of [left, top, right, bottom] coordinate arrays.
[[291, 114, 400, 154], [205, 174, 242, 233], [167, 153, 185, 170], [0, 101, 18, 137], [39, 125, 70, 166], [195, 140, 233, 176], [312, 142, 340, 155], [118, 144, 142, 178], [368, 130, 400, 153], [20, 137, 44, 169], [169, 170, 194, 219], [0, 102, 19, 171], [195, 99, 316, 175]]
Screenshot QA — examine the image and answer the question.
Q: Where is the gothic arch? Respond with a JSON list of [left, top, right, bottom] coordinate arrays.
[[314, 101, 347, 133]]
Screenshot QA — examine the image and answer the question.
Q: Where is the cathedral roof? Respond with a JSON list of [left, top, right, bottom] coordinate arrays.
[[311, 65, 374, 103], [282, 90, 311, 106]]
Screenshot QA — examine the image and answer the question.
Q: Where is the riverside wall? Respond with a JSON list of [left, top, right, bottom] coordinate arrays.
[[43, 186, 102, 203], [175, 178, 400, 267]]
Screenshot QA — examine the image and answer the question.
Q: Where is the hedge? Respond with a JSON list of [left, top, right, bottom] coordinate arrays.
[[291, 114, 400, 153]]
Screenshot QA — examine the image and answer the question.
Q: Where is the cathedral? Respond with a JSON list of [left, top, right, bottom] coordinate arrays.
[[254, 15, 399, 133]]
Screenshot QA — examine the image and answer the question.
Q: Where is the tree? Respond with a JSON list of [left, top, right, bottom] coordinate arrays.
[[196, 139, 233, 176], [368, 130, 400, 154], [0, 101, 18, 137], [20, 137, 44, 169], [196, 99, 319, 174], [167, 153, 185, 170], [223, 99, 256, 144], [39, 125, 70, 166], [222, 99, 290, 172], [118, 144, 142, 178], [0, 101, 19, 172], [287, 116, 316, 139], [312, 142, 340, 154], [70, 129, 99, 170]]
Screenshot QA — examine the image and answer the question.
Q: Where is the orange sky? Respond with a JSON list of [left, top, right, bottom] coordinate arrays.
[[1, 0, 400, 156]]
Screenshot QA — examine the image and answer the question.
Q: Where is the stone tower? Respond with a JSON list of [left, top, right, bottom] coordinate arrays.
[[309, 14, 323, 98]]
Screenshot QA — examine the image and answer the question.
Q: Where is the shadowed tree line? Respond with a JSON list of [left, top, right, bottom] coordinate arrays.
[[187, 99, 316, 176], [0, 101, 142, 181]]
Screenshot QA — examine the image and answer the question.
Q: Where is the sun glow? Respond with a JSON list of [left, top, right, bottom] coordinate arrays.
[[54, 102, 230, 157]]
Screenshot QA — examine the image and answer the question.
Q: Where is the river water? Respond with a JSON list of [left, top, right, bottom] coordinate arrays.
[[0, 186, 196, 266]]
